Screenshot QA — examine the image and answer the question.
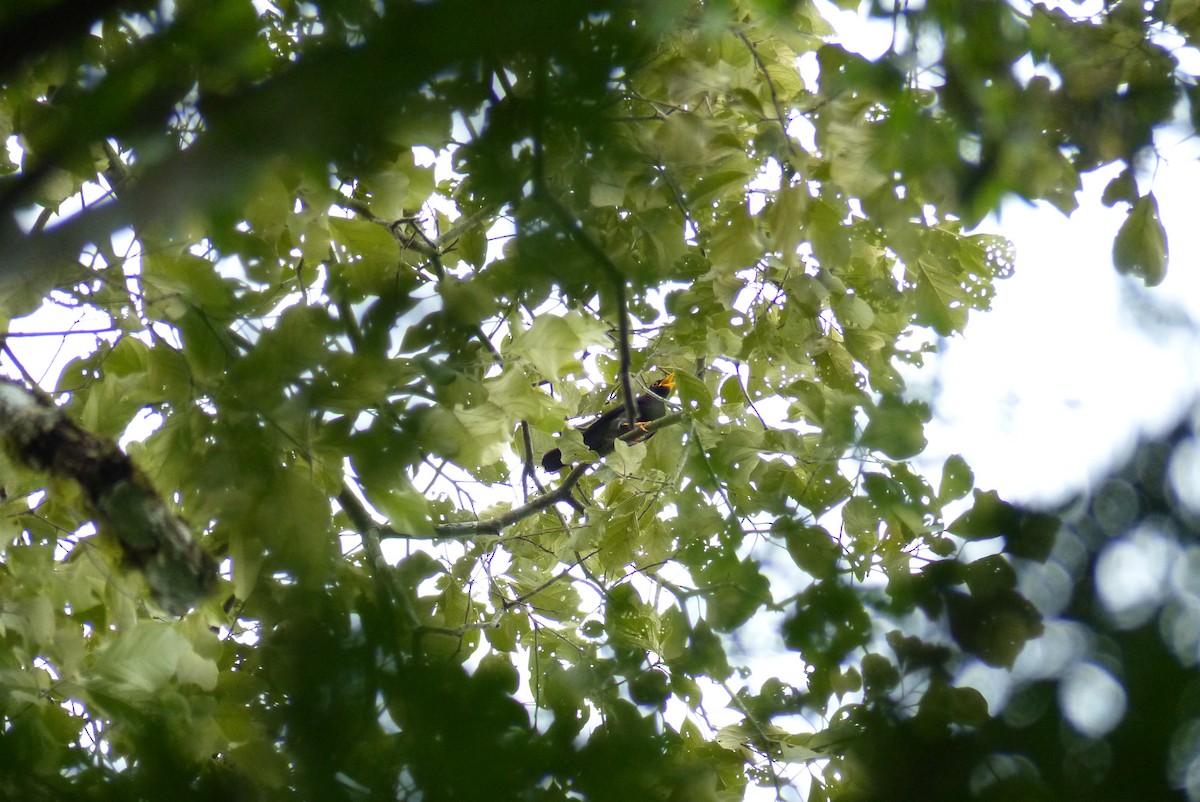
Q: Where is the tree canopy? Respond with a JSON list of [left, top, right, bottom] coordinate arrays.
[[0, 0, 1195, 799]]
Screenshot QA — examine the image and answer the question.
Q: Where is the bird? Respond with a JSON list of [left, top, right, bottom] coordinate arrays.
[[541, 373, 676, 472]]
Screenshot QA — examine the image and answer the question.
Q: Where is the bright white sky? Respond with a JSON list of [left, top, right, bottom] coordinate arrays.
[[914, 135, 1200, 505]]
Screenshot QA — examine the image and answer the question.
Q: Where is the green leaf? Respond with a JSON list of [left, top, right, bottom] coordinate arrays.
[[673, 369, 712, 416], [689, 169, 752, 207], [606, 437, 648, 475], [938, 454, 974, 503], [779, 520, 840, 579], [370, 150, 435, 219], [808, 198, 851, 268], [699, 556, 772, 632], [397, 551, 444, 589], [249, 466, 337, 579], [948, 686, 989, 727], [861, 652, 900, 697], [965, 554, 1017, 600], [485, 366, 558, 423], [833, 294, 874, 329], [142, 252, 236, 317], [908, 254, 967, 336], [417, 402, 511, 468], [175, 648, 219, 691], [1003, 511, 1060, 561], [709, 207, 763, 272], [90, 623, 191, 697], [629, 669, 671, 708], [366, 480, 435, 537], [653, 111, 716, 164], [842, 496, 879, 544], [948, 489, 1021, 540], [507, 312, 609, 381], [946, 588, 1043, 669], [860, 396, 928, 459], [677, 620, 732, 681], [715, 721, 829, 764], [1101, 168, 1138, 207], [798, 460, 853, 516], [1113, 192, 1168, 287], [329, 215, 400, 260], [475, 652, 521, 695]]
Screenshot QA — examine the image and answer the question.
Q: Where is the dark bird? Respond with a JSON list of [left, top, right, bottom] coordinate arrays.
[[541, 374, 676, 472]]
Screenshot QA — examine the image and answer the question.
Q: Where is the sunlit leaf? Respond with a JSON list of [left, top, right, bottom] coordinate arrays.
[[1113, 192, 1168, 287]]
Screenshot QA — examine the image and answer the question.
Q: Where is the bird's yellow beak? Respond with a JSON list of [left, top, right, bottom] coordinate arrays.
[[659, 372, 676, 392]]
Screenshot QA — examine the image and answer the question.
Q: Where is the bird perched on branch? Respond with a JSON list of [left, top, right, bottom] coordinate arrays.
[[541, 373, 676, 472]]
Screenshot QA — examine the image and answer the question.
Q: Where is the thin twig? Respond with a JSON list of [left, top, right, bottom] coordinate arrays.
[[735, 363, 770, 430], [1, 341, 52, 400], [529, 56, 638, 427], [737, 31, 800, 161], [336, 484, 420, 629], [2, 328, 121, 338], [519, 420, 545, 499], [432, 463, 590, 537], [536, 191, 638, 428], [718, 676, 787, 798], [507, 549, 599, 609], [687, 418, 751, 539], [423, 566, 597, 680], [436, 204, 496, 248]]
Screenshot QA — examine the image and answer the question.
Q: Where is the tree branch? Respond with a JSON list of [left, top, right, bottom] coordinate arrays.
[[432, 463, 590, 537], [426, 411, 687, 538], [737, 31, 800, 161], [0, 378, 214, 613]]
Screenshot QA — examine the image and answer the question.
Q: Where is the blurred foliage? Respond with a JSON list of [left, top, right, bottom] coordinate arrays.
[[824, 413, 1200, 802], [0, 0, 1194, 799]]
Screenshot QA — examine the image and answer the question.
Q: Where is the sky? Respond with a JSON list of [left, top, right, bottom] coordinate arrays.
[[912, 139, 1200, 506]]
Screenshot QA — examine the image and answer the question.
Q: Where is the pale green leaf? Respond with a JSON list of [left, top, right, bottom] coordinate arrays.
[[419, 403, 510, 468], [90, 623, 190, 696], [329, 216, 400, 262], [808, 199, 851, 268], [368, 482, 435, 537], [175, 648, 218, 691], [908, 254, 968, 336], [590, 178, 626, 207], [709, 207, 763, 272], [507, 312, 609, 381], [486, 367, 560, 423], [834, 294, 875, 329]]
